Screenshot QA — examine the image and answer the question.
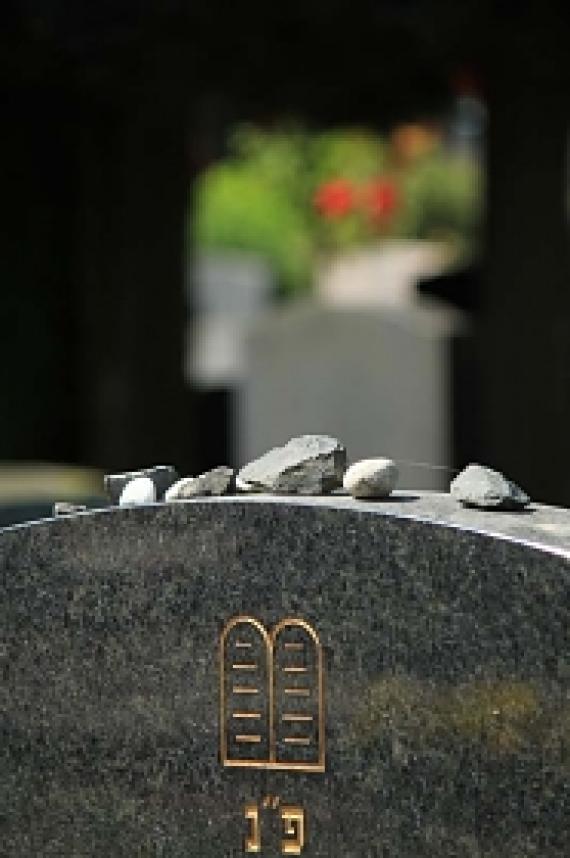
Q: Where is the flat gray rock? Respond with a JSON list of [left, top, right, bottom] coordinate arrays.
[[165, 466, 236, 499], [239, 434, 346, 494], [343, 457, 398, 499], [450, 463, 530, 510], [104, 465, 178, 502]]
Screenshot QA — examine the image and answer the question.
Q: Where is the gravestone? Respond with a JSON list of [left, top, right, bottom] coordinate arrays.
[[2, 493, 570, 856]]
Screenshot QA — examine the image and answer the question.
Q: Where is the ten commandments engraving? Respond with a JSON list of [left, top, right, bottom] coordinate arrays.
[[220, 617, 325, 772]]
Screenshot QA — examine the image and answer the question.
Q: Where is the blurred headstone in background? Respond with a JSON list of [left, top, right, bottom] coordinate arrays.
[[240, 294, 467, 490]]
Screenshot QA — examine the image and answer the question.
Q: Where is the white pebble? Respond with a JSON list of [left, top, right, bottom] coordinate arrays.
[[164, 476, 197, 501], [343, 458, 398, 499], [119, 476, 156, 506]]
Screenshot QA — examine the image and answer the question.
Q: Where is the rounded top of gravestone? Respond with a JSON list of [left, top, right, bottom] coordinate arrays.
[[2, 491, 570, 559]]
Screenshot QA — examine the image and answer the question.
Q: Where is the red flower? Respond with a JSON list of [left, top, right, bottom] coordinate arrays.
[[362, 178, 400, 221], [313, 179, 355, 219]]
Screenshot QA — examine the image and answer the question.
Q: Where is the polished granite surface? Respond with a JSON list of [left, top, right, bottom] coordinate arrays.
[[2, 494, 570, 855]]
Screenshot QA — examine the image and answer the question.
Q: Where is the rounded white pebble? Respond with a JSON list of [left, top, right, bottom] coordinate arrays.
[[119, 476, 156, 506], [164, 476, 197, 501], [343, 458, 398, 499]]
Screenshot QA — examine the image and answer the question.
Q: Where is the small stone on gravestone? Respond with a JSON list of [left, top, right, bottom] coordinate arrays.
[[343, 457, 398, 499], [165, 466, 236, 500], [104, 465, 177, 502], [450, 463, 530, 510], [118, 476, 156, 506], [164, 476, 197, 500], [235, 475, 261, 493], [238, 434, 347, 494], [53, 502, 87, 516]]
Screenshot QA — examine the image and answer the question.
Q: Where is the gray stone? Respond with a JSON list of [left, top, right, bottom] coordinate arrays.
[[53, 502, 87, 516], [165, 466, 236, 499], [450, 463, 530, 510], [104, 465, 178, 502], [3, 493, 570, 855], [239, 434, 346, 494], [118, 476, 156, 505], [343, 457, 398, 498]]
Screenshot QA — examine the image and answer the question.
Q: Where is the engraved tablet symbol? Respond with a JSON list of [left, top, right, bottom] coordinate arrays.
[[273, 620, 323, 771], [221, 617, 271, 766], [220, 617, 325, 772]]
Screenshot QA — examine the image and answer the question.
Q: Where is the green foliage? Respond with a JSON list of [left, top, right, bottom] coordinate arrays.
[[192, 124, 482, 296], [194, 161, 312, 294], [308, 129, 388, 184], [399, 152, 483, 243]]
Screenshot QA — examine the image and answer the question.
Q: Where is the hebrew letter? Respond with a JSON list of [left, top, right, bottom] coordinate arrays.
[[281, 805, 305, 855], [244, 803, 260, 853]]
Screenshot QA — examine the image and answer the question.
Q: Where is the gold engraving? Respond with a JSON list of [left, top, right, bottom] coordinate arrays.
[[273, 618, 325, 773], [244, 803, 261, 853], [220, 617, 325, 772], [281, 806, 305, 854], [233, 712, 262, 719], [244, 799, 304, 853], [221, 617, 272, 768]]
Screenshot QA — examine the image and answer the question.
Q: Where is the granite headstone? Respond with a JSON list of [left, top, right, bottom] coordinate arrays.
[[2, 494, 570, 856]]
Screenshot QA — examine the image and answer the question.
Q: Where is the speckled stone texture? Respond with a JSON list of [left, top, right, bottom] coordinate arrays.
[[2, 493, 570, 856]]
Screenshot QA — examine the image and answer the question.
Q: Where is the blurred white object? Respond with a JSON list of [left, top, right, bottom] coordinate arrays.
[[316, 241, 453, 308], [188, 251, 274, 386]]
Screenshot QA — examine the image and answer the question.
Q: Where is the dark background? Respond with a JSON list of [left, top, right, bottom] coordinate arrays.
[[1, 1, 568, 501]]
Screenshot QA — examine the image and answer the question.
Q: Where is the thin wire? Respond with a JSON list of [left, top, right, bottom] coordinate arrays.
[[392, 459, 461, 475]]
